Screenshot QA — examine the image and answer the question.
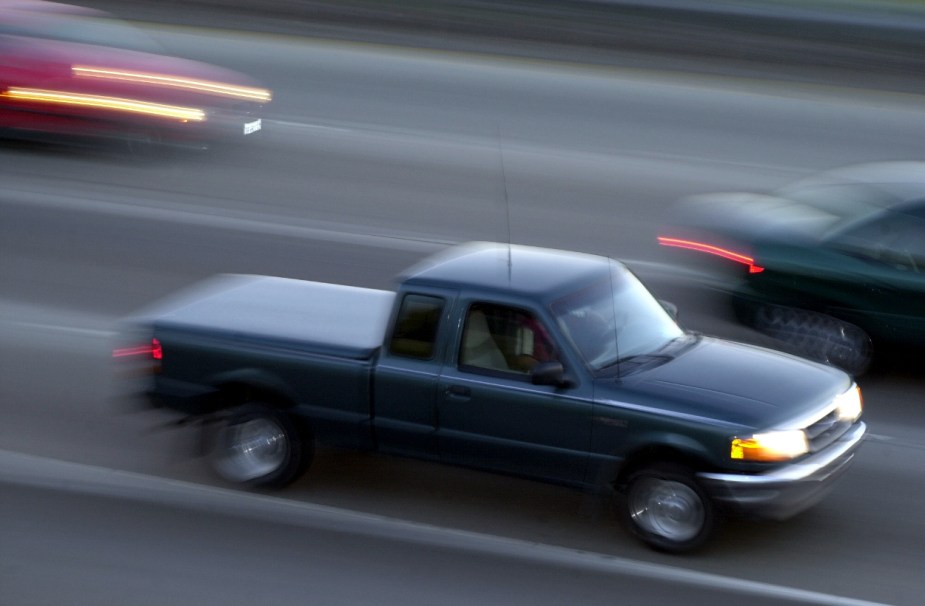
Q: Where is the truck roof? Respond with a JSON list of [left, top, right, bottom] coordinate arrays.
[[400, 242, 616, 301]]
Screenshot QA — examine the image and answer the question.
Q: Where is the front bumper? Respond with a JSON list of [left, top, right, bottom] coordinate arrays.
[[698, 421, 867, 520]]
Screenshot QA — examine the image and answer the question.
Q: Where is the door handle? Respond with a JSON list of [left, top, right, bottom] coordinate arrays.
[[446, 385, 471, 398]]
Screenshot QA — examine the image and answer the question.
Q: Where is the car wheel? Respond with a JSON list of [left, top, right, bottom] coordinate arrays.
[[209, 403, 311, 489], [752, 303, 872, 376], [623, 463, 715, 553]]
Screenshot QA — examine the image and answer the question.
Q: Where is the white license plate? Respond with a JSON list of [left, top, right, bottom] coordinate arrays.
[[243, 119, 262, 135]]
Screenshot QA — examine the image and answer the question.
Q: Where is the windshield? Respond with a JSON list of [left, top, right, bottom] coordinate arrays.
[[774, 182, 902, 239], [550, 263, 683, 370]]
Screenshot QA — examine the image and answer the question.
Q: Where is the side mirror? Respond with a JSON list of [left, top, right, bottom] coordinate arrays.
[[531, 361, 573, 388], [659, 299, 679, 320]]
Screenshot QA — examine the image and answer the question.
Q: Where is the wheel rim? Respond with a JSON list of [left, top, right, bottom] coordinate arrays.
[[629, 477, 705, 543], [214, 417, 289, 483]]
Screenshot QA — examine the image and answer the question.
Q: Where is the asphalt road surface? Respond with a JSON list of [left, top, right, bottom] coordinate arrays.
[[3, 24, 925, 606]]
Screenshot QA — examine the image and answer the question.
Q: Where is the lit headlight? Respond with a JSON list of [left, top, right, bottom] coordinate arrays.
[[834, 384, 863, 422], [731, 430, 809, 462]]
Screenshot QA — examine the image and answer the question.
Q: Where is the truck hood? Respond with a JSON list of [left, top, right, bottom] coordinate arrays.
[[605, 336, 850, 430]]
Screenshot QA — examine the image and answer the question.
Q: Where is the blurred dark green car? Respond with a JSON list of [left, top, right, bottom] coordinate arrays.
[[659, 162, 925, 375]]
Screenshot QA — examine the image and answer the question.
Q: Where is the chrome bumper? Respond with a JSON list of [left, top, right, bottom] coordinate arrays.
[[698, 421, 867, 520]]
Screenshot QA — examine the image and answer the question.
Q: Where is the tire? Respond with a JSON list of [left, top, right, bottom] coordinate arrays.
[[209, 403, 311, 489], [623, 463, 715, 553], [751, 303, 872, 376]]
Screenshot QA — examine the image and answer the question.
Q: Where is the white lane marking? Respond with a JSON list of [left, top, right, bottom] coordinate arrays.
[[269, 116, 809, 176], [1, 180, 742, 272], [865, 433, 925, 451], [0, 448, 896, 606], [148, 21, 925, 111], [279, 121, 355, 133], [8, 321, 114, 338], [1, 186, 453, 253]]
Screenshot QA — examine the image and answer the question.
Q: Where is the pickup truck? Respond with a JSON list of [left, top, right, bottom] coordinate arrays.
[[117, 241, 867, 552]]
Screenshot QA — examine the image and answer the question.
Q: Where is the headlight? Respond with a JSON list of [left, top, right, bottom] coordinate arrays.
[[835, 384, 863, 422], [731, 430, 808, 462]]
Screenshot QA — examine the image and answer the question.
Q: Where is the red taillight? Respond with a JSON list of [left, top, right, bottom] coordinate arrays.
[[113, 337, 162, 359], [657, 236, 765, 274]]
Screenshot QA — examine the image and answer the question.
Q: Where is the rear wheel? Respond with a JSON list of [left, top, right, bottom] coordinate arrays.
[[751, 303, 872, 376], [623, 463, 715, 553], [209, 403, 311, 489]]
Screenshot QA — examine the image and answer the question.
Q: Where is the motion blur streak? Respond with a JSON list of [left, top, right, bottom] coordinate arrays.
[[0, 87, 206, 121], [112, 338, 161, 360], [72, 66, 272, 102], [657, 236, 765, 273], [111, 345, 153, 358]]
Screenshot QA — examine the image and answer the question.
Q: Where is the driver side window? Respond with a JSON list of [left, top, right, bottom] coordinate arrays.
[[459, 303, 557, 375]]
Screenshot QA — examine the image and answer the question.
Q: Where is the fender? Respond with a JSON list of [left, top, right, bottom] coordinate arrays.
[[206, 367, 301, 409]]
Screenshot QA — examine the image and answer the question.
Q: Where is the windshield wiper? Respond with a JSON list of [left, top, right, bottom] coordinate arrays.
[[617, 353, 671, 366], [605, 335, 694, 372]]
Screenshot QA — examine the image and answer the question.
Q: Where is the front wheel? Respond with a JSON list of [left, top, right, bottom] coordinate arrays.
[[209, 403, 311, 489], [623, 463, 716, 553]]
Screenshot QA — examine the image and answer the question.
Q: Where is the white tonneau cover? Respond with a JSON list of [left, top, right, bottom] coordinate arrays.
[[134, 274, 397, 359]]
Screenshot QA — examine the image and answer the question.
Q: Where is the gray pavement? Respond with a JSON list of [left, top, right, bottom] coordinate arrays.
[[74, 0, 925, 93]]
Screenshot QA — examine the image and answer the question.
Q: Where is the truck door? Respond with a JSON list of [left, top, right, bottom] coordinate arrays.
[[436, 301, 594, 485], [373, 291, 453, 459]]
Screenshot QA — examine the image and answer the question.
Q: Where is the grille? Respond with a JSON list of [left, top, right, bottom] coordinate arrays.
[[805, 408, 850, 452]]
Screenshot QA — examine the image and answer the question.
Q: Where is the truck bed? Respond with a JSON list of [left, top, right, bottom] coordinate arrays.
[[138, 274, 396, 360]]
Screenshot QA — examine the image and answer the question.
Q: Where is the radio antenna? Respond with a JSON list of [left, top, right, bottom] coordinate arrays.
[[608, 258, 622, 379], [496, 124, 513, 277]]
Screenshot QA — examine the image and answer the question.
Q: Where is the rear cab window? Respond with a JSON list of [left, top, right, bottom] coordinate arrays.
[[388, 294, 445, 360]]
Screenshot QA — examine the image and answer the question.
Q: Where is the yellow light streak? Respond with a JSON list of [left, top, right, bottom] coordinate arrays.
[[73, 66, 272, 102], [1, 87, 206, 122]]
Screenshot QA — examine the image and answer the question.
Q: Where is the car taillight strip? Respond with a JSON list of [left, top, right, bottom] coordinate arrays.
[[113, 338, 162, 360], [1, 87, 205, 122], [72, 66, 272, 102], [657, 236, 765, 273]]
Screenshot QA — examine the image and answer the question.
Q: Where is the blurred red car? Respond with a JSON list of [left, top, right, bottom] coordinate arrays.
[[0, 0, 271, 149]]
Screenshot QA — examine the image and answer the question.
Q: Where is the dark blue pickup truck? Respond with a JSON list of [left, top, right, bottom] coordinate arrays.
[[118, 242, 866, 552]]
